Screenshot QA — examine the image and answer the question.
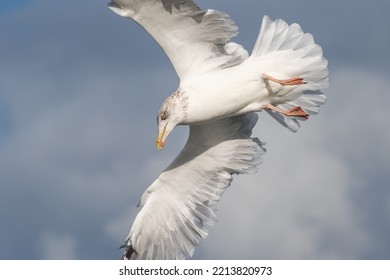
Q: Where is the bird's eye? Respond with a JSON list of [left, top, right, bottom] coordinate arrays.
[[160, 113, 167, 120]]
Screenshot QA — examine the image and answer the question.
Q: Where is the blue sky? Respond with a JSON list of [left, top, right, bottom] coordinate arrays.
[[0, 0, 29, 14], [0, 0, 389, 259]]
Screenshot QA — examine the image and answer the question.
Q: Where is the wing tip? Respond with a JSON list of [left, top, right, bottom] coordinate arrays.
[[107, 1, 131, 17], [121, 241, 136, 260]]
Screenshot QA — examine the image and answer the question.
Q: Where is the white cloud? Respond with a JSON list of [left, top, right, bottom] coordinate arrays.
[[40, 231, 78, 260]]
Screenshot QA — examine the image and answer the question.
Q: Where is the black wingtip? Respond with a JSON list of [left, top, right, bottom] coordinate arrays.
[[120, 242, 136, 260]]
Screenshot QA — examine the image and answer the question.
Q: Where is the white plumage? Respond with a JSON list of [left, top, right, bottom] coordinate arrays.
[[129, 114, 265, 259], [107, 0, 329, 259]]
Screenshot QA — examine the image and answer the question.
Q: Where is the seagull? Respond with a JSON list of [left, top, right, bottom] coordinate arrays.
[[108, 0, 329, 259]]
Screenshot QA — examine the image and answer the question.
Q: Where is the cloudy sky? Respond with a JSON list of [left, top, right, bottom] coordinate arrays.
[[1, 0, 389, 260]]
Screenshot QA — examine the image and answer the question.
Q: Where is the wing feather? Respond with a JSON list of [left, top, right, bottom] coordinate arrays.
[[122, 113, 266, 259], [108, 0, 248, 80]]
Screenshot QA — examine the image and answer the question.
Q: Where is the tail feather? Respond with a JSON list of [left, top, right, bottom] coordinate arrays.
[[253, 16, 329, 132], [253, 16, 316, 56]]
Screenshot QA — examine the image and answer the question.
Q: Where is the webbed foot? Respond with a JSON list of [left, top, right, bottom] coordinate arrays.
[[264, 104, 309, 119], [262, 74, 307, 86]]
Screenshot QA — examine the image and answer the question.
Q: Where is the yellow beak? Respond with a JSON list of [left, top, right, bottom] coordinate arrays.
[[155, 125, 167, 150]]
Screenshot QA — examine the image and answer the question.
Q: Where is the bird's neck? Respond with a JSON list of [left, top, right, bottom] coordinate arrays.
[[168, 89, 189, 125]]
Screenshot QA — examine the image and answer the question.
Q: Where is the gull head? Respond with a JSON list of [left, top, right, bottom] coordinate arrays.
[[156, 90, 188, 150]]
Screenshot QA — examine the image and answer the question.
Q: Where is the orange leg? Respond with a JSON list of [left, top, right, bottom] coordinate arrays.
[[265, 104, 309, 119], [262, 74, 308, 86]]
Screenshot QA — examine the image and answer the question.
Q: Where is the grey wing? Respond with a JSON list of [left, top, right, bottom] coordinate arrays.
[[108, 0, 248, 80], [122, 113, 266, 259]]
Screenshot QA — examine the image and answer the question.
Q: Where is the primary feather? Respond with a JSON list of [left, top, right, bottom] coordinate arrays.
[[108, 0, 248, 79]]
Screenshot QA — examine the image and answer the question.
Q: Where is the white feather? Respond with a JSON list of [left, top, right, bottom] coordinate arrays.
[[252, 16, 329, 132], [122, 114, 265, 260], [108, 0, 248, 80]]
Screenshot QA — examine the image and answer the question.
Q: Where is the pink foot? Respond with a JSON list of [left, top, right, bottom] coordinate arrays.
[[285, 106, 309, 119], [262, 74, 308, 86], [265, 104, 309, 119]]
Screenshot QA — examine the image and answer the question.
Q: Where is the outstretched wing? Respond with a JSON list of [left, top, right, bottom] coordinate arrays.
[[108, 0, 248, 80], [122, 113, 266, 259]]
